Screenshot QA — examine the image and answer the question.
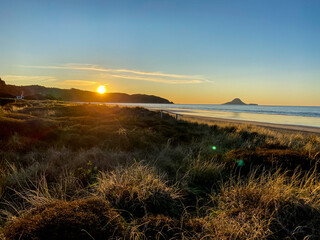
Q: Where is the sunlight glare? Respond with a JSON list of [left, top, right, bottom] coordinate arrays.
[[97, 85, 106, 94]]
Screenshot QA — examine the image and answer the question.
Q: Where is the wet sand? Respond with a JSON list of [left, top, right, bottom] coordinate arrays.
[[178, 114, 320, 135]]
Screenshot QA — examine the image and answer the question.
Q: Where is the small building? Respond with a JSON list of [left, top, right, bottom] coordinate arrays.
[[16, 92, 24, 99]]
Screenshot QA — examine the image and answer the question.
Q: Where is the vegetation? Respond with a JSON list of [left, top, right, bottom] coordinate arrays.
[[0, 78, 173, 103], [0, 100, 320, 239]]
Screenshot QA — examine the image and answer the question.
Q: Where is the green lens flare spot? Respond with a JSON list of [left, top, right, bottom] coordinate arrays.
[[212, 146, 216, 150], [237, 159, 245, 167]]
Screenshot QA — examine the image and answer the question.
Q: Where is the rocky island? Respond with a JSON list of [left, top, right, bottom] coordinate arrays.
[[223, 98, 258, 105]]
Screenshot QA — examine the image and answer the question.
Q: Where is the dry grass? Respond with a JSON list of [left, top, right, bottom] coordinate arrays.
[[1, 100, 320, 239], [127, 215, 207, 240], [225, 147, 319, 176], [206, 170, 320, 239], [3, 197, 125, 240], [95, 163, 182, 219]]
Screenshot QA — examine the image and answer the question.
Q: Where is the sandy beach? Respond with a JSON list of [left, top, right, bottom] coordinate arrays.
[[178, 113, 320, 135]]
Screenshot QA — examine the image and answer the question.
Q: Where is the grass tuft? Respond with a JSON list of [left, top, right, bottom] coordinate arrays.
[[3, 197, 125, 240], [95, 163, 183, 219]]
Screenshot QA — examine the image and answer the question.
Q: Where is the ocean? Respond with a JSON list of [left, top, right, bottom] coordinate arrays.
[[101, 103, 320, 128]]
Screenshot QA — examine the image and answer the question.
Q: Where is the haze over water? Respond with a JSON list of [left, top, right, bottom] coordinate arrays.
[[106, 103, 320, 128]]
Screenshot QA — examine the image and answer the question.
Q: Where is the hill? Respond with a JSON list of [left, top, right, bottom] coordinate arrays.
[[0, 78, 173, 103], [223, 98, 258, 105]]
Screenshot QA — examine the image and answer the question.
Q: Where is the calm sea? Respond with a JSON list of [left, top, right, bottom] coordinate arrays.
[[102, 103, 320, 128]]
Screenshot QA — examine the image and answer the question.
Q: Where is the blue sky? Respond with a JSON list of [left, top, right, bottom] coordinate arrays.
[[1, 0, 319, 105]]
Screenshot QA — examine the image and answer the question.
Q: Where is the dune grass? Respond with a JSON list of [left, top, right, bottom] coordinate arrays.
[[0, 100, 320, 239]]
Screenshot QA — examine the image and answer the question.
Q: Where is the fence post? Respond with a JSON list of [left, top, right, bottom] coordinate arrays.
[[160, 110, 163, 120], [176, 114, 178, 120]]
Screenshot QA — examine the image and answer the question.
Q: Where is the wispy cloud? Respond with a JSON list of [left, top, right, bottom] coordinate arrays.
[[19, 63, 209, 84], [3, 75, 56, 83], [110, 74, 203, 84], [57, 80, 98, 86]]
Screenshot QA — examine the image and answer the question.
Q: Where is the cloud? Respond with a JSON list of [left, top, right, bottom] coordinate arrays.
[[19, 63, 209, 84], [57, 80, 98, 86], [110, 74, 203, 84], [3, 75, 56, 83]]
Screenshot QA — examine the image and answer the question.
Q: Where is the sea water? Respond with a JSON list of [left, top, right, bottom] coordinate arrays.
[[103, 103, 320, 128]]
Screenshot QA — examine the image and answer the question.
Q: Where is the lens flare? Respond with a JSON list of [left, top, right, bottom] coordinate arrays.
[[237, 159, 245, 167]]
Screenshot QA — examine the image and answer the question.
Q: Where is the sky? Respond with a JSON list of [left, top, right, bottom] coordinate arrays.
[[0, 0, 320, 106]]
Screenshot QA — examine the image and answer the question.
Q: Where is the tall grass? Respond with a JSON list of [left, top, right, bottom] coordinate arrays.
[[95, 163, 182, 219], [1, 100, 320, 239], [207, 170, 320, 239]]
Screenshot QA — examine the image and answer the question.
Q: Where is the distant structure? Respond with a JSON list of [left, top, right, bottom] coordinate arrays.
[[16, 91, 24, 99]]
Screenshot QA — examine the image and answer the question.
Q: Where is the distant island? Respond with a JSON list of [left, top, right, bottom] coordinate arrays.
[[223, 98, 258, 105], [0, 78, 173, 104]]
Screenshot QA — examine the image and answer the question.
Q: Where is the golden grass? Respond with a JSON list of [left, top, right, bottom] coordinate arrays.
[[3, 197, 125, 240], [207, 170, 320, 239], [95, 163, 182, 219], [1, 100, 320, 239]]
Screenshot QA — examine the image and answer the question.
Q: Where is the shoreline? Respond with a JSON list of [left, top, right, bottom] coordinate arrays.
[[94, 102, 320, 135], [177, 113, 320, 135]]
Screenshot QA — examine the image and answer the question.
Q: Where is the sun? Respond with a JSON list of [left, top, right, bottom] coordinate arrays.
[[97, 85, 106, 94]]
